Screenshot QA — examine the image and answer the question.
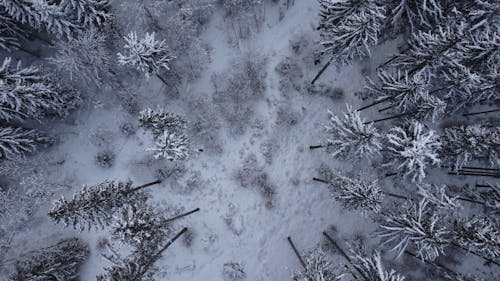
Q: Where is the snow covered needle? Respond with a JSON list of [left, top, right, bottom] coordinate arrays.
[[454, 216, 500, 259], [377, 199, 449, 261], [385, 121, 441, 183], [118, 32, 175, 76], [417, 184, 460, 210], [351, 251, 406, 281], [325, 105, 382, 160], [329, 173, 383, 215], [292, 247, 341, 281], [148, 131, 190, 161]]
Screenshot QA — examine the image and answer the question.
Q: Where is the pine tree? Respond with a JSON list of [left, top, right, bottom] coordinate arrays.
[[386, 0, 444, 33], [377, 199, 450, 261], [0, 10, 25, 52], [59, 0, 112, 30], [148, 131, 190, 161], [350, 251, 406, 281], [327, 173, 383, 215], [366, 69, 431, 112], [9, 238, 90, 281], [98, 227, 187, 281], [325, 105, 382, 160], [111, 203, 171, 248], [118, 32, 176, 77], [0, 0, 43, 30], [138, 108, 186, 137], [454, 215, 500, 259], [48, 180, 153, 231], [389, 23, 466, 74], [319, 0, 385, 63], [417, 184, 460, 210], [384, 121, 441, 183], [0, 57, 81, 121], [442, 125, 499, 169], [48, 30, 114, 86], [291, 247, 340, 281], [0, 126, 51, 159]]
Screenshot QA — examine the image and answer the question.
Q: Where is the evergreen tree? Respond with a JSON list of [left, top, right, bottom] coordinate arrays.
[[350, 251, 406, 281], [48, 30, 114, 87], [0, 0, 43, 30], [384, 121, 441, 183], [0, 10, 25, 51], [319, 0, 385, 63], [327, 173, 383, 215], [386, 0, 444, 33], [377, 199, 449, 261], [59, 0, 112, 30], [291, 247, 340, 281], [98, 227, 187, 281], [118, 31, 175, 77], [48, 180, 154, 231], [454, 215, 500, 259], [366, 69, 431, 112], [325, 105, 382, 160], [0, 126, 51, 159], [442, 125, 500, 169], [417, 184, 460, 210], [0, 57, 81, 121], [138, 108, 186, 137], [148, 131, 190, 161], [9, 238, 90, 281], [111, 203, 171, 248]]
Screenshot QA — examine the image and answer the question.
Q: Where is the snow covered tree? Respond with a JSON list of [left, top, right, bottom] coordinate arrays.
[[138, 108, 186, 137], [325, 105, 382, 160], [0, 126, 51, 159], [417, 184, 460, 210], [111, 203, 171, 248], [8, 238, 90, 281], [377, 199, 450, 261], [384, 121, 441, 183], [148, 131, 190, 161], [291, 247, 340, 281], [319, 0, 385, 63], [0, 0, 43, 30], [0, 57, 81, 121], [385, 0, 444, 33], [350, 251, 406, 281], [48, 30, 114, 87], [389, 23, 466, 74], [0, 10, 26, 52], [59, 0, 112, 30], [98, 227, 187, 281], [442, 125, 500, 169], [118, 32, 175, 79], [327, 173, 383, 215], [453, 215, 500, 259], [48, 180, 157, 231], [366, 68, 433, 114]]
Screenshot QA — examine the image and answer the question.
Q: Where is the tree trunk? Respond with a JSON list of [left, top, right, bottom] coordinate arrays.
[[312, 177, 329, 184], [463, 108, 500, 116], [311, 56, 335, 85], [309, 145, 325, 150], [451, 242, 500, 266], [363, 111, 415, 124], [165, 208, 200, 223], [287, 237, 307, 270], [357, 97, 392, 111], [128, 179, 162, 193]]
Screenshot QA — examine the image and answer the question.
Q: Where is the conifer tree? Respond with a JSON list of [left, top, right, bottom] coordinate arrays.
[[9, 238, 90, 281], [384, 121, 441, 183], [377, 199, 449, 261], [118, 32, 175, 79], [442, 125, 499, 169], [0, 57, 80, 121], [350, 251, 406, 281], [0, 126, 51, 159], [48, 180, 157, 231], [325, 105, 382, 160], [138, 108, 186, 137], [291, 246, 340, 281], [148, 131, 190, 161], [59, 0, 112, 30], [454, 215, 500, 259]]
